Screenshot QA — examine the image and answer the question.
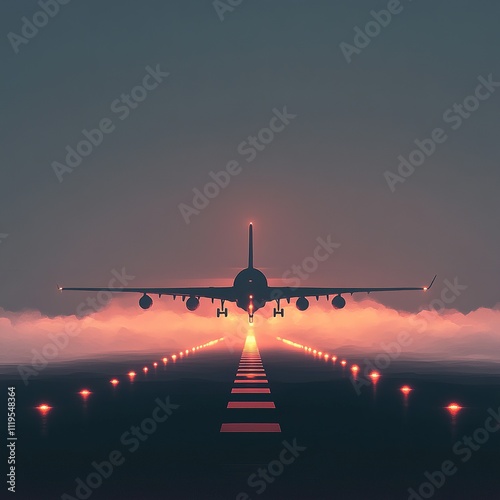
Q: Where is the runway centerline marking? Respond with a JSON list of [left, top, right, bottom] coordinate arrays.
[[220, 334, 280, 433]]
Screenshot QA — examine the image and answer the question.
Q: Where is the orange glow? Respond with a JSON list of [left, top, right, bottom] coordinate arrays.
[[351, 364, 359, 374], [400, 385, 412, 396], [162, 357, 168, 364], [79, 389, 91, 398], [143, 366, 148, 373], [36, 404, 52, 414], [318, 351, 323, 356], [331, 356, 337, 362], [153, 362, 158, 368], [447, 403, 462, 415], [324, 354, 329, 360], [340, 360, 347, 367], [110, 378, 119, 386], [369, 371, 381, 382], [313, 350, 317, 354], [172, 354, 177, 361], [128, 371, 136, 379]]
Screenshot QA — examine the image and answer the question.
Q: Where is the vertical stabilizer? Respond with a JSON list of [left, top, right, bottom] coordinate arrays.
[[248, 223, 254, 269]]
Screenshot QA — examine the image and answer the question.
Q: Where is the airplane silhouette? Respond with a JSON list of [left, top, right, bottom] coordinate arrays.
[[60, 224, 436, 323]]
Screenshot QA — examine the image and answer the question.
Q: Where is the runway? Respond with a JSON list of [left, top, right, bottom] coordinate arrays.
[[6, 333, 500, 499]]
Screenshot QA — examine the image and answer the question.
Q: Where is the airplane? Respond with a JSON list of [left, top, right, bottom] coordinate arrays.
[[60, 223, 436, 323]]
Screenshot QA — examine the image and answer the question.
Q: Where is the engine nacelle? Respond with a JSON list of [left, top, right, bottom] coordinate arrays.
[[296, 297, 309, 311], [186, 296, 200, 311], [331, 295, 346, 309], [139, 294, 153, 310]]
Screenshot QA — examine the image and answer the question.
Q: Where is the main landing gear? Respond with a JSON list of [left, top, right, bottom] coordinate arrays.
[[217, 300, 228, 318], [273, 299, 284, 318]]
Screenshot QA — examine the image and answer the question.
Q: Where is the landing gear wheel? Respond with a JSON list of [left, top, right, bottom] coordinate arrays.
[[217, 307, 228, 318], [273, 308, 284, 318]]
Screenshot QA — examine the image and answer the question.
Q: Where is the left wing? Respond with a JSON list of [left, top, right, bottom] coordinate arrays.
[[266, 275, 437, 301], [59, 286, 236, 301]]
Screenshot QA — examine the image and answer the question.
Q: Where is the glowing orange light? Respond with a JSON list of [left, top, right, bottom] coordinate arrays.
[[369, 371, 381, 382], [36, 404, 52, 414], [179, 352, 183, 357], [249, 295, 253, 299], [423, 287, 428, 291], [143, 366, 148, 373], [162, 357, 168, 364], [324, 354, 329, 360], [447, 403, 462, 415], [110, 379, 119, 386], [318, 351, 323, 356], [192, 348, 195, 352], [313, 350, 317, 354], [400, 385, 412, 396], [172, 355, 177, 361], [340, 360, 347, 367], [128, 371, 136, 379], [331, 356, 337, 362], [185, 350, 189, 354], [79, 389, 91, 398], [351, 364, 359, 373]]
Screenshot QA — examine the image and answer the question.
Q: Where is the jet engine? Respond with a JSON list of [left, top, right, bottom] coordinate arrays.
[[186, 296, 200, 311], [139, 294, 153, 310], [296, 297, 309, 311], [331, 295, 346, 309]]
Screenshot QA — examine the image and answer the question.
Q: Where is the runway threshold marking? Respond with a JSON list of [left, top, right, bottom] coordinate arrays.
[[220, 334, 281, 433]]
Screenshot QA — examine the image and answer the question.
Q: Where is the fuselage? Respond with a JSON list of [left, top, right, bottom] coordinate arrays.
[[233, 267, 268, 314]]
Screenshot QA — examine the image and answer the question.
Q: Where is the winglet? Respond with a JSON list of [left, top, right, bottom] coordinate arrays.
[[424, 275, 437, 291], [248, 223, 254, 269]]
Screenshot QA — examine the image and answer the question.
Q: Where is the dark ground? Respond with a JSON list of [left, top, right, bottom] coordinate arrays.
[[2, 336, 500, 500]]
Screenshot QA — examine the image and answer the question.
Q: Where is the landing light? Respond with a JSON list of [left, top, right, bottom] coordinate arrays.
[[37, 404, 52, 414], [110, 379, 119, 386], [400, 385, 412, 396], [446, 403, 462, 415], [79, 389, 91, 398]]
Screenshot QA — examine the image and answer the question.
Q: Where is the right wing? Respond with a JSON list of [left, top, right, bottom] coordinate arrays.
[[59, 286, 236, 301]]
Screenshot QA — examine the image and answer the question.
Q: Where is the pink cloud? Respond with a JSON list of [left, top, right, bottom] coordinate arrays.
[[2, 297, 500, 367]]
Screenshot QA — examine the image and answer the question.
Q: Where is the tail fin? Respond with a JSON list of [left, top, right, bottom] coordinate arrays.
[[248, 223, 254, 269]]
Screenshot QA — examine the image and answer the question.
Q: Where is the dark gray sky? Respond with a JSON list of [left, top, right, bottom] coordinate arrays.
[[1, 0, 499, 317]]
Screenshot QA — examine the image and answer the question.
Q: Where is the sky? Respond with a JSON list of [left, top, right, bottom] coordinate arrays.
[[1, 1, 499, 362]]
